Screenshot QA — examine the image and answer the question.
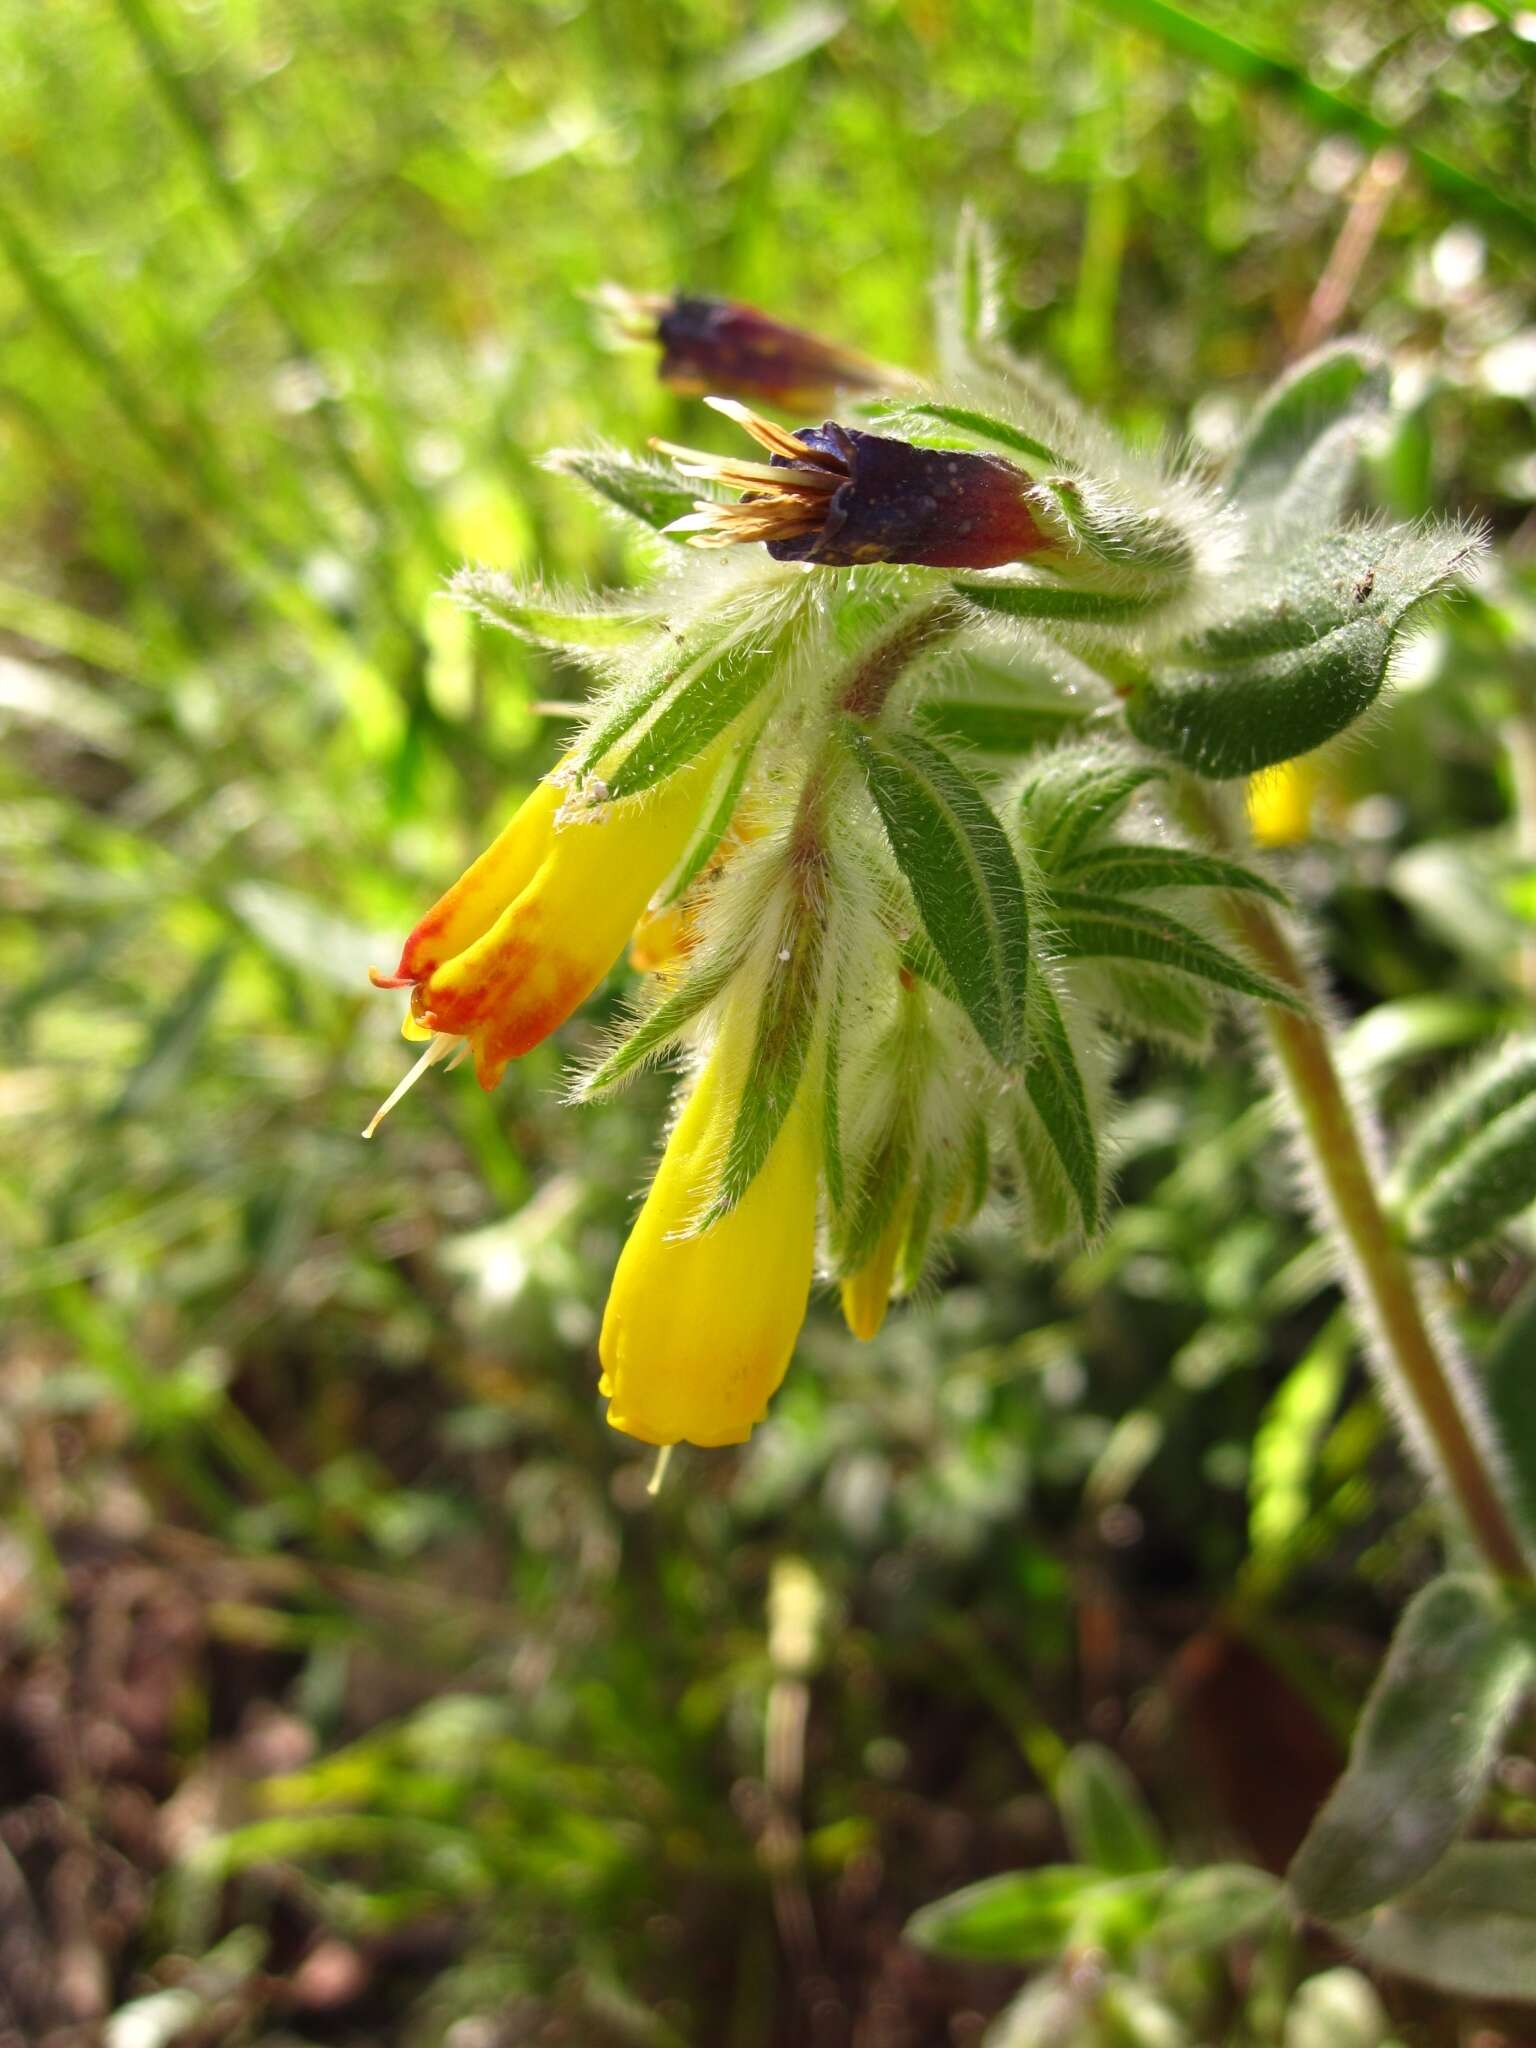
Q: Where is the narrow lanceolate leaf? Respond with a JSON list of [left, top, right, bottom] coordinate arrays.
[[821, 973, 845, 1217], [1401, 1093, 1536, 1255], [697, 877, 828, 1228], [935, 205, 1007, 378], [577, 943, 746, 1098], [1127, 522, 1481, 779], [605, 632, 786, 800], [850, 727, 1031, 1071], [1330, 1844, 1536, 2001], [1289, 1575, 1536, 1920], [449, 567, 657, 646], [1018, 752, 1164, 873], [866, 400, 1060, 468], [1393, 1037, 1536, 1255], [905, 1866, 1128, 1965], [952, 575, 1166, 626], [1024, 972, 1101, 1237], [544, 446, 702, 535], [574, 602, 781, 787], [1056, 1746, 1166, 1878], [656, 719, 765, 907], [1094, 965, 1214, 1055], [1058, 844, 1288, 906], [915, 692, 1087, 755], [1228, 341, 1389, 508], [1050, 890, 1305, 1012]]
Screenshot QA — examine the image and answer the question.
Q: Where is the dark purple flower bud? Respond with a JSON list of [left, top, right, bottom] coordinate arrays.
[[600, 288, 892, 410], [656, 401, 1051, 571]]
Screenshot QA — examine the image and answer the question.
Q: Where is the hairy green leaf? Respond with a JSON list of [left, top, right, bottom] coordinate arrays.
[[605, 632, 788, 800], [449, 568, 657, 646], [1289, 1575, 1536, 1919], [1059, 844, 1288, 905], [1229, 341, 1389, 508], [1403, 1095, 1536, 1255], [1038, 475, 1195, 584], [1049, 890, 1304, 1011], [544, 446, 701, 534], [577, 944, 745, 1099], [1331, 1844, 1536, 2001], [821, 971, 845, 1218], [1486, 1277, 1536, 1546], [1394, 1038, 1536, 1255], [952, 574, 1166, 626], [850, 727, 1031, 1071], [1128, 522, 1480, 778], [1092, 964, 1215, 1054], [697, 884, 827, 1227], [1023, 972, 1101, 1237], [1019, 751, 1164, 871], [575, 603, 783, 789], [905, 1866, 1151, 1965], [866, 399, 1060, 467], [1057, 1745, 1165, 1877], [655, 713, 766, 906], [915, 692, 1086, 755]]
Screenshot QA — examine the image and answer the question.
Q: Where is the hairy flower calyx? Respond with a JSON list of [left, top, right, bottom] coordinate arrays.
[[658, 399, 1052, 569]]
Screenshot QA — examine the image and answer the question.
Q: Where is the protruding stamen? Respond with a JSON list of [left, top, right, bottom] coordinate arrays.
[[652, 402, 851, 550], [646, 1442, 676, 1497], [702, 396, 845, 469], [362, 1030, 463, 1139]]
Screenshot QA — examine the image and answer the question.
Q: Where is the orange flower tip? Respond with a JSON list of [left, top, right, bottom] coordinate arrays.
[[368, 964, 413, 991], [361, 1030, 462, 1139]]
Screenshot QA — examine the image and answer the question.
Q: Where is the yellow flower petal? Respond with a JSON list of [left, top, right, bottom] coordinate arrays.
[[598, 1057, 819, 1448], [419, 761, 720, 1088], [1247, 759, 1319, 848]]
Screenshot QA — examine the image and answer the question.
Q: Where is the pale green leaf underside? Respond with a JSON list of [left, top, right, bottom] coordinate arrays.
[[1289, 1574, 1536, 1920], [1330, 1844, 1536, 2001]]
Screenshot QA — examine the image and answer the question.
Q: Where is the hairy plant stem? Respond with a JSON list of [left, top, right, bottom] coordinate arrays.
[[1183, 779, 1531, 1585], [838, 595, 965, 722]]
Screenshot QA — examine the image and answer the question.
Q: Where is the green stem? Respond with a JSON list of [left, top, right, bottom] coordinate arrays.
[[1185, 780, 1531, 1585]]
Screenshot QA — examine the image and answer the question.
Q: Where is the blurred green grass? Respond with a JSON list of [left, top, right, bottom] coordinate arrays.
[[2, 2, 1535, 2042]]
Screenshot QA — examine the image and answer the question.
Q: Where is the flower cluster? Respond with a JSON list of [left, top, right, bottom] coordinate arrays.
[[368, 224, 1474, 1456]]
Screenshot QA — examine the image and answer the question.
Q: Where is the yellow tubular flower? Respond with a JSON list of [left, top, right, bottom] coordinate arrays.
[[373, 753, 720, 1091], [599, 1054, 821, 1448], [838, 1186, 915, 1342]]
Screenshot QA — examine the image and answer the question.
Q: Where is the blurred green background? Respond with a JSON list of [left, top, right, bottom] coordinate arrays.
[[2, 2, 1535, 2043]]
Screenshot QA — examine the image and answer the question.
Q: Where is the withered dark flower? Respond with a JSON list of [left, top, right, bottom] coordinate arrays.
[[600, 288, 891, 411], [657, 399, 1052, 570]]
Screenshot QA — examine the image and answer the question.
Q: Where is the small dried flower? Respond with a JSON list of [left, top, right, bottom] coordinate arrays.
[[599, 287, 891, 410], [658, 399, 1051, 569]]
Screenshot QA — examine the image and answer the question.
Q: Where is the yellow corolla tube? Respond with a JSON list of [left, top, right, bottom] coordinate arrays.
[[373, 754, 718, 1091], [838, 1186, 914, 1343], [599, 1053, 821, 1448]]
